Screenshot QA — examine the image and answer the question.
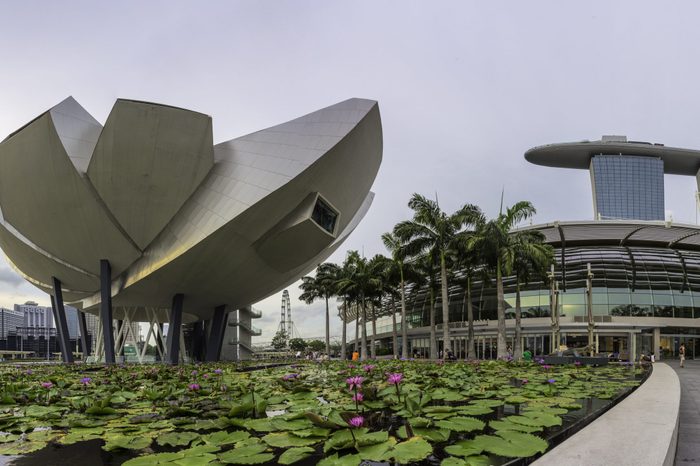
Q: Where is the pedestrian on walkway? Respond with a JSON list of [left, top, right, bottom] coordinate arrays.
[[680, 343, 686, 368]]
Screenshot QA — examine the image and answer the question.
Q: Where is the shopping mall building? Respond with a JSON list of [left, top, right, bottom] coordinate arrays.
[[367, 136, 700, 361]]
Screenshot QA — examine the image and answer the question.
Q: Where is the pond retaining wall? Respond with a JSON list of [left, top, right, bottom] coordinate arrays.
[[532, 362, 679, 466]]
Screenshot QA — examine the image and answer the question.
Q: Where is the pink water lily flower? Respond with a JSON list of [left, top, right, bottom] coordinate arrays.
[[346, 376, 364, 391], [188, 383, 201, 391], [347, 415, 364, 428], [387, 373, 403, 385], [352, 392, 364, 403], [40, 382, 53, 389]]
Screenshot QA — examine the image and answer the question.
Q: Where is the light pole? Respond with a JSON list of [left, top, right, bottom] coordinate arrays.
[[547, 264, 560, 353], [586, 262, 595, 356]]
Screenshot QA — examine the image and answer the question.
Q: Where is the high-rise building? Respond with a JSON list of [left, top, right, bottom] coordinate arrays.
[[14, 301, 53, 337], [0, 308, 24, 338], [524, 135, 700, 221], [64, 306, 79, 339]]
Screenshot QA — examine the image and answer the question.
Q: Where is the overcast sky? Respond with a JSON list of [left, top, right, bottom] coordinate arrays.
[[2, 1, 700, 342]]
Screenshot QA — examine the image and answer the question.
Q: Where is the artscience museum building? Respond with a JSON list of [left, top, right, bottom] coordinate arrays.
[[0, 97, 383, 362]]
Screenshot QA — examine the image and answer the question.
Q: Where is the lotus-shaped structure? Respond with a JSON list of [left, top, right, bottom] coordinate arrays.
[[0, 97, 382, 362]]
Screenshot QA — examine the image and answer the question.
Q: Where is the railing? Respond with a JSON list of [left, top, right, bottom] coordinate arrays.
[[228, 318, 262, 336]]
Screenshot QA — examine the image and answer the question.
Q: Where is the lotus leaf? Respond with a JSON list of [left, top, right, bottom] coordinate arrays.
[[293, 427, 332, 438], [317, 452, 362, 466], [103, 433, 153, 451], [471, 431, 547, 458], [443, 439, 483, 457], [262, 431, 323, 448], [0, 433, 19, 444], [278, 446, 315, 464], [0, 440, 47, 455], [397, 425, 451, 442], [201, 430, 250, 446], [456, 405, 493, 416], [442, 455, 491, 466], [357, 437, 397, 461], [488, 419, 542, 433], [243, 418, 277, 432], [435, 416, 485, 433], [383, 436, 433, 464], [217, 441, 274, 465], [324, 428, 367, 452], [58, 428, 104, 445], [271, 417, 313, 431], [157, 430, 200, 447]]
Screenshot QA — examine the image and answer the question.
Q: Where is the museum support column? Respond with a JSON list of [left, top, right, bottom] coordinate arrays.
[[205, 305, 227, 362], [100, 260, 116, 364], [166, 294, 184, 364], [78, 311, 90, 358], [51, 277, 74, 363], [654, 327, 661, 361]]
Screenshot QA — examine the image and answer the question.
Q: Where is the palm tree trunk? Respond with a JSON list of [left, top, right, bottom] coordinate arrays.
[[467, 276, 476, 359], [400, 267, 408, 359], [514, 279, 522, 361], [391, 296, 398, 359], [354, 312, 359, 353], [360, 297, 368, 361], [440, 253, 450, 360], [370, 304, 377, 359], [341, 299, 347, 360], [324, 296, 330, 357], [496, 257, 507, 359], [429, 287, 437, 359]]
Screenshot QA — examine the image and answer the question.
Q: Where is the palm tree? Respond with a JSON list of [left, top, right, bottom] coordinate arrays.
[[336, 251, 381, 361], [452, 242, 487, 359], [380, 259, 403, 359], [366, 254, 390, 359], [299, 262, 340, 357], [381, 232, 409, 359], [395, 193, 482, 359], [509, 234, 554, 360], [413, 252, 440, 359], [468, 201, 540, 359]]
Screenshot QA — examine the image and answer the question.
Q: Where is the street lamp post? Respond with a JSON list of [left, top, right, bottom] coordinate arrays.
[[586, 262, 595, 356]]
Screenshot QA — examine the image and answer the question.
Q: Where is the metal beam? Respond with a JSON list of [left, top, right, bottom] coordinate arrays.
[[205, 305, 227, 362], [51, 277, 74, 363], [100, 259, 115, 364], [166, 293, 184, 364], [78, 311, 90, 358]]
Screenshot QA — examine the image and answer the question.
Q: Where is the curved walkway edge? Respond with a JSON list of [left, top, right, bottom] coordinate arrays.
[[533, 362, 680, 466]]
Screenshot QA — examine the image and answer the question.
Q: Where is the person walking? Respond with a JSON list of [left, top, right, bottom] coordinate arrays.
[[680, 343, 686, 368]]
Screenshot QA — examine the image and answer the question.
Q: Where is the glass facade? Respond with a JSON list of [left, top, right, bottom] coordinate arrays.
[[590, 155, 664, 220], [392, 245, 700, 328]]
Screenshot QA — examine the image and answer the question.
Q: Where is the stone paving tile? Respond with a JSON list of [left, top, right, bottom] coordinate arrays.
[[674, 360, 700, 465]]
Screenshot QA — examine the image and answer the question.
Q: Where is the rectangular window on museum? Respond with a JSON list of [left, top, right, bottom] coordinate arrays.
[[311, 197, 338, 234]]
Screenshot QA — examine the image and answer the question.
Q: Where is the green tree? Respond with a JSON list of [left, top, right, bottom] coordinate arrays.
[[271, 330, 288, 350], [336, 251, 382, 361], [307, 339, 325, 352], [289, 338, 307, 353], [452, 240, 487, 360], [468, 200, 540, 359], [381, 232, 409, 358], [510, 233, 554, 360], [413, 252, 440, 359], [395, 193, 482, 359], [299, 262, 340, 357]]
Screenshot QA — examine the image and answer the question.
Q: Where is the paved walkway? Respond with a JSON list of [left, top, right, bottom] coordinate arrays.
[[674, 360, 700, 464], [534, 362, 679, 466]]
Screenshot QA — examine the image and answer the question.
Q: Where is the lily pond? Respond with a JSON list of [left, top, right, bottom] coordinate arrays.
[[0, 360, 645, 466]]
